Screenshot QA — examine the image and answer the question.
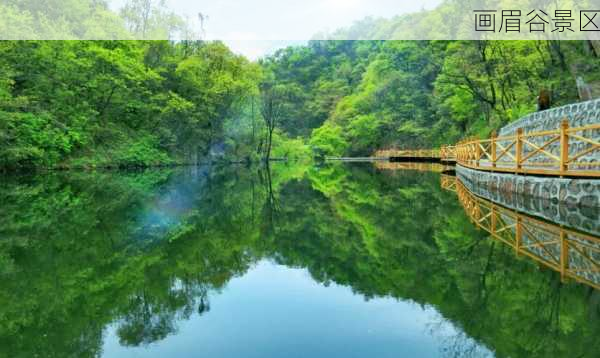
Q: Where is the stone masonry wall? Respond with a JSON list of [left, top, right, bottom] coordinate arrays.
[[456, 165, 600, 236], [500, 98, 600, 136], [498, 99, 600, 169]]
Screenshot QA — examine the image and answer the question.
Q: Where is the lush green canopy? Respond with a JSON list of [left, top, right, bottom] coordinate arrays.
[[2, 38, 598, 168], [0, 40, 261, 170], [263, 40, 599, 156]]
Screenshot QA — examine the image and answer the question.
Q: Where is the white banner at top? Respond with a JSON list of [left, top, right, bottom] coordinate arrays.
[[0, 0, 599, 40]]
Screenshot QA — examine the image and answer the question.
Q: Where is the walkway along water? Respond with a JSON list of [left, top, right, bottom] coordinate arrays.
[[374, 99, 600, 291], [376, 98, 600, 208]]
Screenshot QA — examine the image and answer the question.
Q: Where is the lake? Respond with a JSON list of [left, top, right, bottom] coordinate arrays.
[[1, 162, 599, 357]]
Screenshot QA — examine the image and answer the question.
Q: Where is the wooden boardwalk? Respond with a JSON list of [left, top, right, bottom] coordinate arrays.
[[373, 149, 443, 161], [377, 119, 599, 178], [452, 120, 600, 177]]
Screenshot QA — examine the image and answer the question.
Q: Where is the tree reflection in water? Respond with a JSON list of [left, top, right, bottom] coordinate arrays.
[[0, 162, 599, 357]]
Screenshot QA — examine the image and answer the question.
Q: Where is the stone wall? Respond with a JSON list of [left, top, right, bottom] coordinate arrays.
[[456, 165, 600, 236], [497, 99, 600, 169], [500, 98, 600, 136]]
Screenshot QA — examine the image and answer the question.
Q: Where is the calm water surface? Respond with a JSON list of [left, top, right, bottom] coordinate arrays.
[[1, 162, 599, 357]]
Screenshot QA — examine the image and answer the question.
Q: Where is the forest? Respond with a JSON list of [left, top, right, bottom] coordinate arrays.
[[2, 1, 600, 170]]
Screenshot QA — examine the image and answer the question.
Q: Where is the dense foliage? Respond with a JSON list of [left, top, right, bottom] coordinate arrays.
[[0, 0, 193, 40], [2, 1, 600, 166], [263, 40, 600, 156], [0, 40, 261, 170]]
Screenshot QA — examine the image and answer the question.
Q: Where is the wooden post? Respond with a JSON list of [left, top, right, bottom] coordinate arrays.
[[560, 119, 569, 176], [515, 216, 522, 256], [560, 230, 568, 282], [468, 143, 472, 164], [475, 139, 482, 167], [491, 131, 497, 169], [516, 128, 523, 173], [490, 205, 496, 236]]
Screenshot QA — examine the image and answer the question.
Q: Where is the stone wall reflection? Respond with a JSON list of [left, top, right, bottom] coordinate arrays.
[[456, 166, 600, 236], [444, 174, 600, 290]]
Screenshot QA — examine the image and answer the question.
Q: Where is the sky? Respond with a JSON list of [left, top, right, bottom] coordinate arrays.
[[109, 0, 442, 59]]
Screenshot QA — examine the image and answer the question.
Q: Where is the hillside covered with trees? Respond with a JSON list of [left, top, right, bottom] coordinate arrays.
[[1, 0, 600, 170], [264, 39, 600, 156], [0, 40, 261, 170]]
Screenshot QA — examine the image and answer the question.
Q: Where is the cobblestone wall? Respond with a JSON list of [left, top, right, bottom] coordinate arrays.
[[497, 99, 600, 168], [456, 165, 600, 236], [500, 99, 600, 136]]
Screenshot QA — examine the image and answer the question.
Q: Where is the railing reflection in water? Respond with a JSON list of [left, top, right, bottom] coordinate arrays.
[[442, 174, 600, 290], [375, 161, 453, 172], [373, 149, 440, 159]]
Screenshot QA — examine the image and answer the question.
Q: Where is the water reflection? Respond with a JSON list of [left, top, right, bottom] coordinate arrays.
[[443, 174, 600, 290], [1, 164, 600, 357], [103, 260, 493, 358], [456, 169, 600, 236], [374, 161, 453, 173]]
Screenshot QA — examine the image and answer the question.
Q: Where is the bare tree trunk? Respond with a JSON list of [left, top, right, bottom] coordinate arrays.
[[265, 125, 274, 162], [260, 83, 285, 162]]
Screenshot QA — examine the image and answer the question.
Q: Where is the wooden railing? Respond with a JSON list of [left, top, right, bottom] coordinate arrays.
[[455, 120, 600, 177], [374, 149, 440, 159], [440, 145, 456, 162], [446, 176, 600, 290], [440, 174, 457, 191]]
